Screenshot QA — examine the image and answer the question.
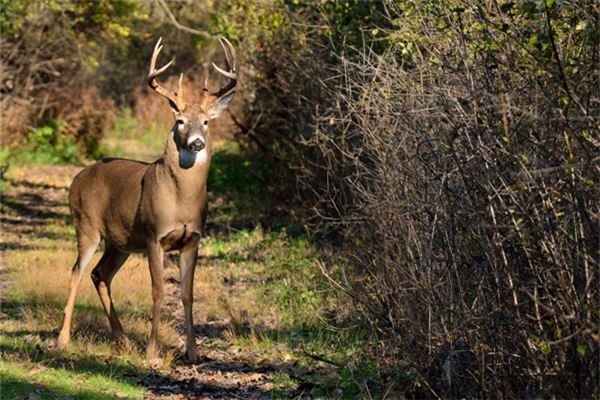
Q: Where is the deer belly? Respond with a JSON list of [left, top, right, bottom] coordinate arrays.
[[159, 225, 197, 252], [103, 228, 147, 252]]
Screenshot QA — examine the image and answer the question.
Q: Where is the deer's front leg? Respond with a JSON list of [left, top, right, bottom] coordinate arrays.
[[180, 236, 200, 362], [146, 242, 164, 359]]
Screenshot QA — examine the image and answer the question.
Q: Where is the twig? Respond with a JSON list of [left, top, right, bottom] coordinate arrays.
[[226, 109, 277, 157], [544, 2, 598, 131], [155, 0, 211, 38], [317, 260, 392, 327], [298, 348, 342, 367]]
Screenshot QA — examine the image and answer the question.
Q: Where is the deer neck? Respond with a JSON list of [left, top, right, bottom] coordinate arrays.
[[158, 130, 211, 199]]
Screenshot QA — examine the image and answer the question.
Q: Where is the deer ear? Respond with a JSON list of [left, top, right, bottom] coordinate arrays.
[[208, 91, 235, 119]]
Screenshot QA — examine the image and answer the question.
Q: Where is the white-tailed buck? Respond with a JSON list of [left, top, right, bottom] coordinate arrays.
[[57, 37, 236, 362]]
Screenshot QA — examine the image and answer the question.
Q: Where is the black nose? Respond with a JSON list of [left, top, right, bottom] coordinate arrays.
[[189, 138, 205, 152]]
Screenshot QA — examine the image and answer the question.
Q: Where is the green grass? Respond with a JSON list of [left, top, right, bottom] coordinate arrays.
[[8, 121, 83, 166], [0, 359, 145, 400], [104, 108, 165, 160], [201, 225, 376, 398], [0, 296, 147, 400], [0, 293, 150, 399]]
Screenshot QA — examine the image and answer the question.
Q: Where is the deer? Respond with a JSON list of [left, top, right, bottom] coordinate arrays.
[[56, 37, 236, 362]]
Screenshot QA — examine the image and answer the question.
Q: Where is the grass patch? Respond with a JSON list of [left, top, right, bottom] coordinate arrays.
[[0, 355, 145, 400], [198, 225, 377, 397], [9, 121, 83, 166], [103, 108, 165, 161]]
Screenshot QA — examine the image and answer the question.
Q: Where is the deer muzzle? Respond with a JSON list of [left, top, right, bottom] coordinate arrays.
[[188, 138, 205, 152]]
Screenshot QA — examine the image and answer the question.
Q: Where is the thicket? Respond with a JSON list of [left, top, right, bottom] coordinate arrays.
[[217, 0, 600, 397]]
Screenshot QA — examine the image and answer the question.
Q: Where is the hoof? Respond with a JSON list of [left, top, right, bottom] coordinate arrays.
[[147, 357, 164, 369], [146, 342, 160, 360], [186, 347, 201, 363], [56, 332, 70, 350]]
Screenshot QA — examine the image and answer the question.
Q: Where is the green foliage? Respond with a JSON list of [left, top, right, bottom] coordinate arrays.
[[15, 121, 81, 165], [81, 132, 110, 161], [210, 0, 290, 42], [317, 0, 387, 43], [0, 147, 11, 168], [104, 108, 165, 160], [209, 142, 275, 196], [208, 143, 279, 227], [0, 0, 29, 36], [109, 108, 139, 140], [0, 0, 146, 41]]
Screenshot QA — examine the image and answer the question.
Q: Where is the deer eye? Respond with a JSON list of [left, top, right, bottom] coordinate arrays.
[[203, 120, 208, 126], [176, 119, 184, 125]]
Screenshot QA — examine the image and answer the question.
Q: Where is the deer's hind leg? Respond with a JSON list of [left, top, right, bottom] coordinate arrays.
[[57, 232, 100, 350], [91, 244, 129, 337]]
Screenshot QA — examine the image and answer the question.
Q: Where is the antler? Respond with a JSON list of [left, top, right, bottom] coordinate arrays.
[[207, 36, 237, 99], [148, 37, 185, 111]]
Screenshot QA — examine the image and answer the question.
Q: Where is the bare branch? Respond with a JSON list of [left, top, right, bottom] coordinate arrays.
[[155, 0, 210, 38]]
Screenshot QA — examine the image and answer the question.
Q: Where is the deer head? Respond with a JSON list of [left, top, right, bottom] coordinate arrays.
[[148, 37, 236, 157]]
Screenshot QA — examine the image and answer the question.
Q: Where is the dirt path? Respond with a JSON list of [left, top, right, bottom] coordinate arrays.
[[1, 165, 313, 400], [142, 270, 294, 400]]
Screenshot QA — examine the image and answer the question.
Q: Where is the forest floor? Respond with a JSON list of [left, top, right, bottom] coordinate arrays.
[[0, 139, 375, 399]]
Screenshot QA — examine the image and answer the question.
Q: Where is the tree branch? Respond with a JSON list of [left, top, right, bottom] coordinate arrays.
[[155, 0, 211, 38]]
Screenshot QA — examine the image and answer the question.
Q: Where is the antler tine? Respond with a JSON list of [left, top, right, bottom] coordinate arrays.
[[148, 37, 184, 111], [177, 73, 184, 104], [148, 38, 173, 78], [211, 36, 237, 98], [223, 36, 236, 71], [222, 37, 235, 69]]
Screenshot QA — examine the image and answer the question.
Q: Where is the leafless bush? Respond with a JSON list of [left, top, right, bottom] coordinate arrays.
[[236, 1, 599, 397], [313, 44, 598, 397]]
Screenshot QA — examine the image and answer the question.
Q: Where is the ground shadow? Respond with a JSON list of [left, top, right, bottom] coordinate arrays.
[[207, 147, 296, 235], [1, 297, 149, 346], [1, 291, 322, 399], [5, 177, 70, 191], [1, 194, 69, 222]]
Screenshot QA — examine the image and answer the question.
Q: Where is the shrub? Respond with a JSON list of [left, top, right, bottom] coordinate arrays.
[[16, 121, 81, 165], [220, 0, 600, 396]]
